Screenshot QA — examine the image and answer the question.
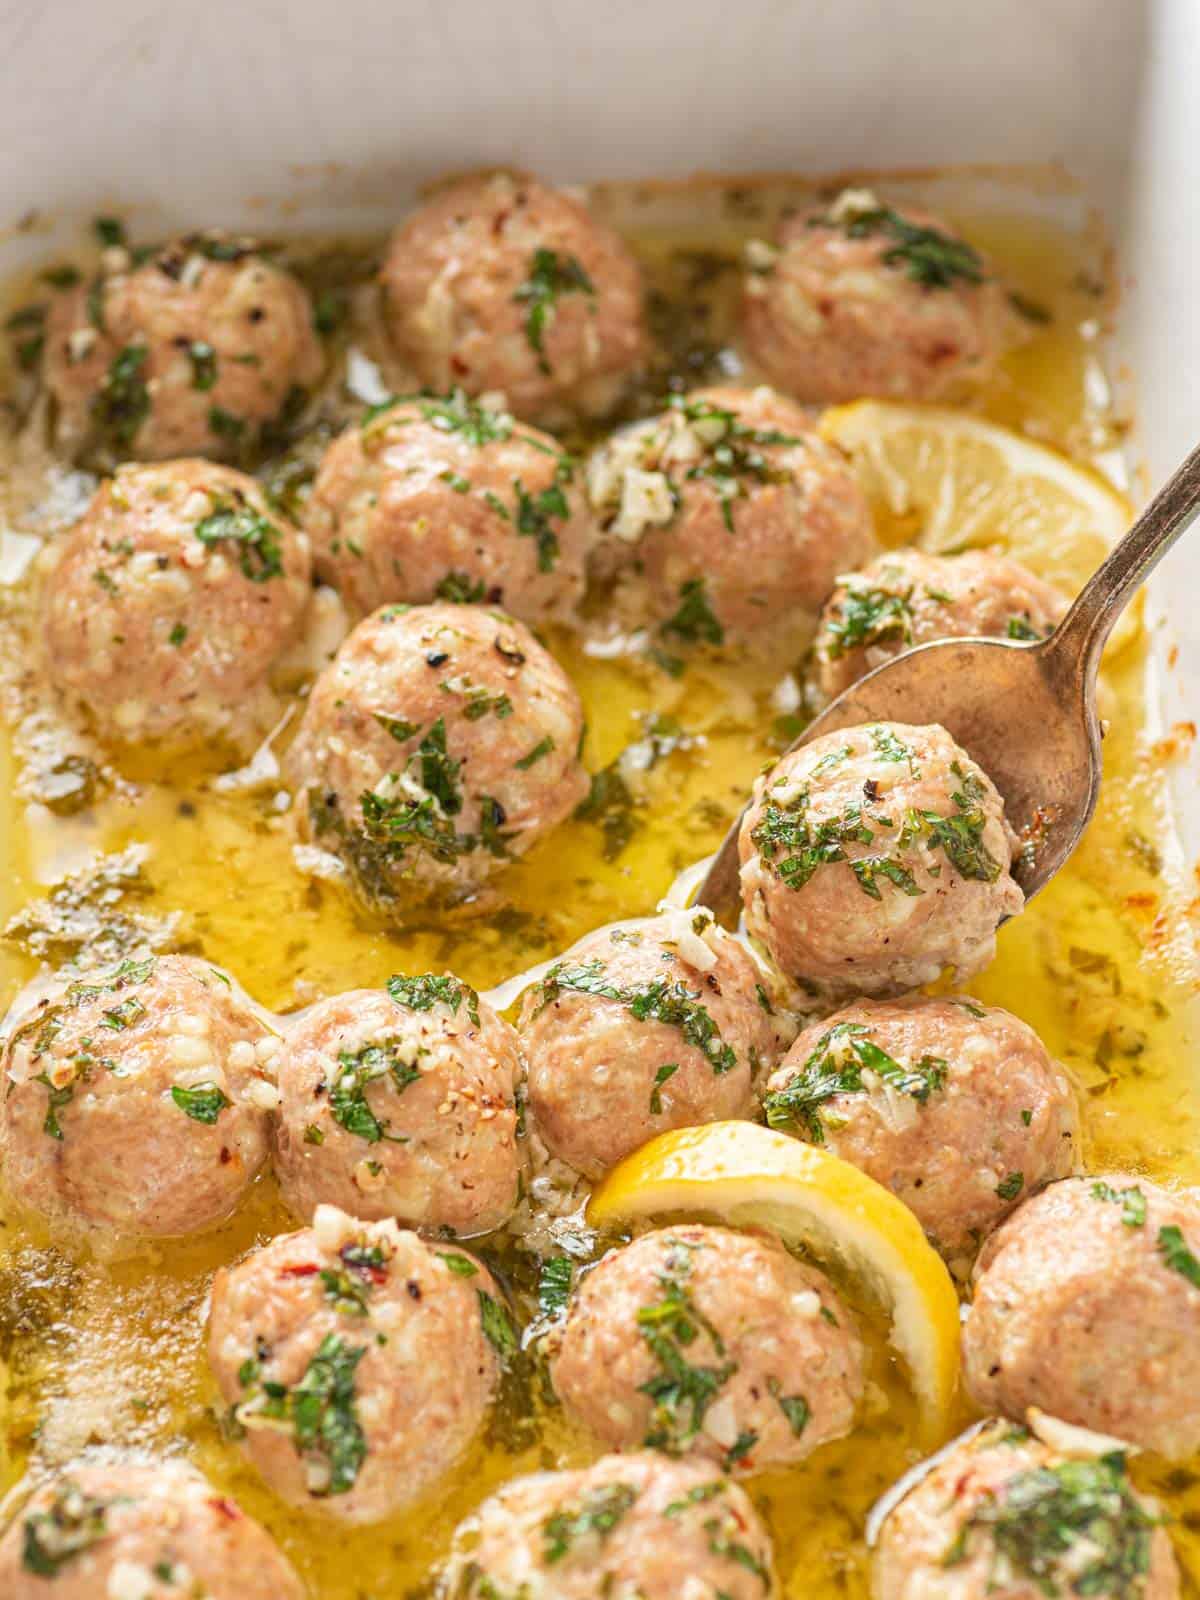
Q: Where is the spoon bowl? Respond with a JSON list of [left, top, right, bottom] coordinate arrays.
[[695, 436, 1200, 924]]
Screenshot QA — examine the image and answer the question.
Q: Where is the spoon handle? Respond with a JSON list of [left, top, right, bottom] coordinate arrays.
[[1046, 437, 1200, 678]]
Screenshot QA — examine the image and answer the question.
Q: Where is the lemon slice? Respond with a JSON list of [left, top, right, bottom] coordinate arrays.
[[819, 401, 1138, 653], [587, 1121, 961, 1435]]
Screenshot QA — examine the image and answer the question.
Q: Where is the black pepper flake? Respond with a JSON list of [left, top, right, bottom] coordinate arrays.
[[425, 651, 449, 667], [407, 1280, 422, 1300], [494, 635, 526, 665]]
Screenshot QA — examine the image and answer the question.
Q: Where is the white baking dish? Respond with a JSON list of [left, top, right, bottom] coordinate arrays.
[[0, 0, 1195, 857]]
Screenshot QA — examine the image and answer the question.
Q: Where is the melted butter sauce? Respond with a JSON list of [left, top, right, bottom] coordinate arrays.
[[0, 178, 1197, 1598]]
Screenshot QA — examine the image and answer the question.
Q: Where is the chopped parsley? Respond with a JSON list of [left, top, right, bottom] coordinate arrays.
[[636, 1239, 736, 1453], [649, 1061, 679, 1114], [574, 765, 638, 862], [238, 1333, 368, 1497], [41, 263, 82, 289], [188, 233, 258, 262], [168, 621, 188, 647], [702, 1517, 770, 1585], [919, 761, 1003, 882], [21, 1482, 109, 1576], [851, 855, 922, 900], [437, 1251, 479, 1277], [513, 248, 595, 371], [820, 196, 985, 289], [1158, 1224, 1200, 1289], [478, 1289, 520, 1360], [821, 580, 914, 659], [869, 724, 920, 774], [416, 388, 513, 445], [767, 1376, 810, 1437], [665, 393, 800, 534], [513, 478, 567, 572], [1091, 1181, 1147, 1228], [34, 1072, 76, 1140], [194, 495, 284, 582], [996, 1171, 1024, 1202], [320, 1267, 373, 1316], [170, 1081, 231, 1124], [372, 713, 420, 743], [329, 1038, 423, 1142], [386, 972, 481, 1027], [662, 578, 724, 647], [94, 216, 127, 248], [1009, 290, 1053, 325], [414, 717, 464, 814], [8, 306, 45, 371], [312, 287, 349, 336], [452, 681, 513, 722], [92, 342, 150, 447], [187, 339, 218, 391], [537, 1256, 574, 1317], [536, 957, 737, 1074], [751, 784, 921, 901], [515, 736, 554, 770], [20, 957, 156, 1136], [435, 570, 489, 604], [207, 405, 245, 443], [357, 788, 475, 867], [763, 1021, 947, 1143], [542, 1481, 638, 1565], [1007, 615, 1043, 641], [949, 1450, 1158, 1596]]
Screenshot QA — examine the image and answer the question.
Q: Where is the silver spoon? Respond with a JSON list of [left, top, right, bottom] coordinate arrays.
[[695, 439, 1200, 922]]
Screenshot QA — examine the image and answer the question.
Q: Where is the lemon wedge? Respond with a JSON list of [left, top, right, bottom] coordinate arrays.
[[819, 401, 1137, 653], [587, 1121, 961, 1435]]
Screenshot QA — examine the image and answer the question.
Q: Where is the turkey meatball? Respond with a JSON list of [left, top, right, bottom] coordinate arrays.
[[739, 721, 1022, 996], [274, 973, 522, 1235], [964, 1175, 1200, 1457], [763, 996, 1078, 1257], [208, 1206, 506, 1523], [442, 1451, 777, 1600], [873, 1419, 1179, 1600], [44, 230, 323, 462], [304, 389, 590, 622], [518, 909, 775, 1178], [0, 1459, 305, 1600], [286, 601, 587, 905], [586, 385, 875, 639], [815, 549, 1067, 701], [0, 954, 276, 1241], [380, 172, 646, 422], [41, 459, 311, 748], [549, 1224, 863, 1472], [742, 189, 1010, 404]]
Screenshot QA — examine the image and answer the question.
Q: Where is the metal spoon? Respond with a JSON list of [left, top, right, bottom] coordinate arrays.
[[695, 439, 1200, 922]]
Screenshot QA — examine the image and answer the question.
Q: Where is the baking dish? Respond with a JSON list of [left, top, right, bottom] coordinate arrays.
[[0, 1, 1197, 1596]]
